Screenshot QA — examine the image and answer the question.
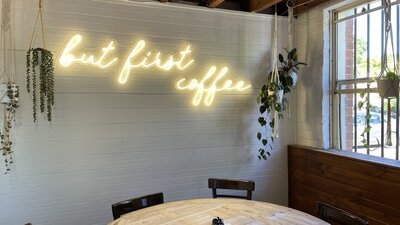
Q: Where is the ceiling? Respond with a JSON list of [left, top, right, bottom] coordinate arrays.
[[155, 0, 330, 15]]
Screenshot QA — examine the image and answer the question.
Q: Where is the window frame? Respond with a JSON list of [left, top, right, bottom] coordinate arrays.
[[331, 0, 400, 160]]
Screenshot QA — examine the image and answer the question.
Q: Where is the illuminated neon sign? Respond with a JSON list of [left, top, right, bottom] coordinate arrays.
[[58, 34, 251, 106]]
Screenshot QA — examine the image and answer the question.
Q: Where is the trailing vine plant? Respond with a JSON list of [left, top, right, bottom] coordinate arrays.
[[0, 83, 19, 173], [26, 0, 55, 122], [26, 48, 55, 122], [1, 0, 19, 174], [256, 48, 306, 160]]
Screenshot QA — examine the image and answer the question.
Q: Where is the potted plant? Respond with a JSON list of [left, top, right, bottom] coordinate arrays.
[[257, 48, 306, 160], [377, 71, 399, 98], [26, 0, 55, 122]]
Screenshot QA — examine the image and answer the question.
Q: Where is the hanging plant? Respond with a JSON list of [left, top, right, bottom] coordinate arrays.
[[26, 48, 55, 122], [256, 48, 306, 160], [26, 0, 55, 122], [0, 83, 19, 174], [1, 0, 20, 174]]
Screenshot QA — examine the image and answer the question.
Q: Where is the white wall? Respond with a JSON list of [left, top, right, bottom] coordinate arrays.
[[295, 3, 332, 149], [0, 0, 292, 225]]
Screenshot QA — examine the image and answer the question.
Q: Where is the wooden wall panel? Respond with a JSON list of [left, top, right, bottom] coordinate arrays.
[[288, 145, 400, 225]]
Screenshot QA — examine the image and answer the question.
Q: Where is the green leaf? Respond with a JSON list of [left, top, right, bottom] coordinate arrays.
[[288, 48, 296, 59], [279, 54, 284, 63], [257, 132, 262, 140], [262, 139, 268, 146], [259, 105, 266, 114], [358, 101, 364, 109], [262, 155, 267, 160]]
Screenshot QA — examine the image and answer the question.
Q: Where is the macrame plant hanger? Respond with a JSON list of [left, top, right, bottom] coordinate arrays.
[[270, 5, 281, 139], [26, 0, 55, 123], [286, 0, 295, 118], [1, 0, 15, 83], [1, 0, 19, 174], [378, 0, 397, 79], [29, 0, 46, 51]]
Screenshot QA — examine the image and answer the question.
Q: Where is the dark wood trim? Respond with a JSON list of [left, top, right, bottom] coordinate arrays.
[[249, 0, 283, 12], [207, 0, 225, 8], [288, 145, 400, 225]]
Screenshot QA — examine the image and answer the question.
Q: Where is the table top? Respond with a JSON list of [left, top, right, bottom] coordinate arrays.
[[109, 198, 329, 225]]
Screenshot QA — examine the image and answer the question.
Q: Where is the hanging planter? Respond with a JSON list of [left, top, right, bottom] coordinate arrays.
[[26, 48, 55, 122], [26, 0, 55, 122], [256, 8, 307, 160], [0, 0, 20, 174], [288, 70, 298, 87], [377, 72, 399, 98]]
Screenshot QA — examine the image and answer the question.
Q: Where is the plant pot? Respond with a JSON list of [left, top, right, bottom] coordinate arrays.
[[276, 89, 284, 103], [288, 70, 298, 87], [377, 79, 399, 98], [267, 89, 284, 103]]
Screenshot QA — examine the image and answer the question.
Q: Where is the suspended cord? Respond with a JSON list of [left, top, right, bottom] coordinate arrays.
[[29, 0, 46, 49], [1, 0, 13, 82]]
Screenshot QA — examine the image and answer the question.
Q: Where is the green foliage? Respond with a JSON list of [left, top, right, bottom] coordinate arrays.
[[1, 83, 20, 174], [385, 71, 398, 80], [256, 48, 306, 160], [26, 48, 55, 122]]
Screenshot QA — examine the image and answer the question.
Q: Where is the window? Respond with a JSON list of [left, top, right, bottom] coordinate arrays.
[[332, 0, 400, 160]]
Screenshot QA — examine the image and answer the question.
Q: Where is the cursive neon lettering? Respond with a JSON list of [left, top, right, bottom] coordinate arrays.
[[176, 66, 252, 106], [118, 41, 194, 85], [58, 34, 251, 106], [59, 34, 118, 69]]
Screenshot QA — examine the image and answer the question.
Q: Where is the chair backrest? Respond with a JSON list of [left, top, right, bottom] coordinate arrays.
[[112, 192, 164, 220], [317, 202, 368, 225], [208, 178, 255, 200]]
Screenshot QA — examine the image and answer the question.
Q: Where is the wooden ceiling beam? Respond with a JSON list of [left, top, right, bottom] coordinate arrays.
[[207, 0, 225, 8], [249, 0, 283, 12]]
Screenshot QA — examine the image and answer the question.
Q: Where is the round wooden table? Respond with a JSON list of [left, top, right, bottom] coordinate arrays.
[[109, 198, 328, 225]]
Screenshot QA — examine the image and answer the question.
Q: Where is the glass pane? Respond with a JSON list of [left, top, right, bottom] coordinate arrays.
[[336, 18, 355, 80], [369, 7, 382, 77], [356, 13, 368, 78], [337, 0, 382, 21]]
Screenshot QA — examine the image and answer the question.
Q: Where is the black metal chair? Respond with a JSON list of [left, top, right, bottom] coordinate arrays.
[[208, 178, 255, 200], [112, 192, 164, 220], [317, 202, 368, 225]]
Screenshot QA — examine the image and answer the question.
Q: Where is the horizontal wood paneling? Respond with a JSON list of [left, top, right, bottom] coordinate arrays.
[[0, 0, 292, 225], [288, 145, 400, 225]]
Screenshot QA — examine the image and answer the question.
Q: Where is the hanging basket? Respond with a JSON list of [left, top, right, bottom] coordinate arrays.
[[377, 79, 399, 98]]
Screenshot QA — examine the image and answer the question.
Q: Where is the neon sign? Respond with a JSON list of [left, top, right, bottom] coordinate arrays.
[[58, 34, 251, 106]]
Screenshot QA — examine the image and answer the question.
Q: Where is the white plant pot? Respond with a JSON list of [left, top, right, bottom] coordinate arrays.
[[0, 84, 9, 103], [276, 89, 284, 103], [289, 70, 298, 87]]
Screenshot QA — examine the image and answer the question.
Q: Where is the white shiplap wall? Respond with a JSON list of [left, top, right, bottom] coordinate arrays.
[[0, 0, 292, 224]]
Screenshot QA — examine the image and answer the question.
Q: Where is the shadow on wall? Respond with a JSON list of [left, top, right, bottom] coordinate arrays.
[[297, 10, 324, 145]]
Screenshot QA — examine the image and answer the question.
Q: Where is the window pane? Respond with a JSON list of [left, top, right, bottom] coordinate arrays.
[[335, 2, 400, 161]]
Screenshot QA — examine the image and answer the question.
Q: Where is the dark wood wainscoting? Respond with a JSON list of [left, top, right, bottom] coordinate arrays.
[[288, 145, 400, 225]]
